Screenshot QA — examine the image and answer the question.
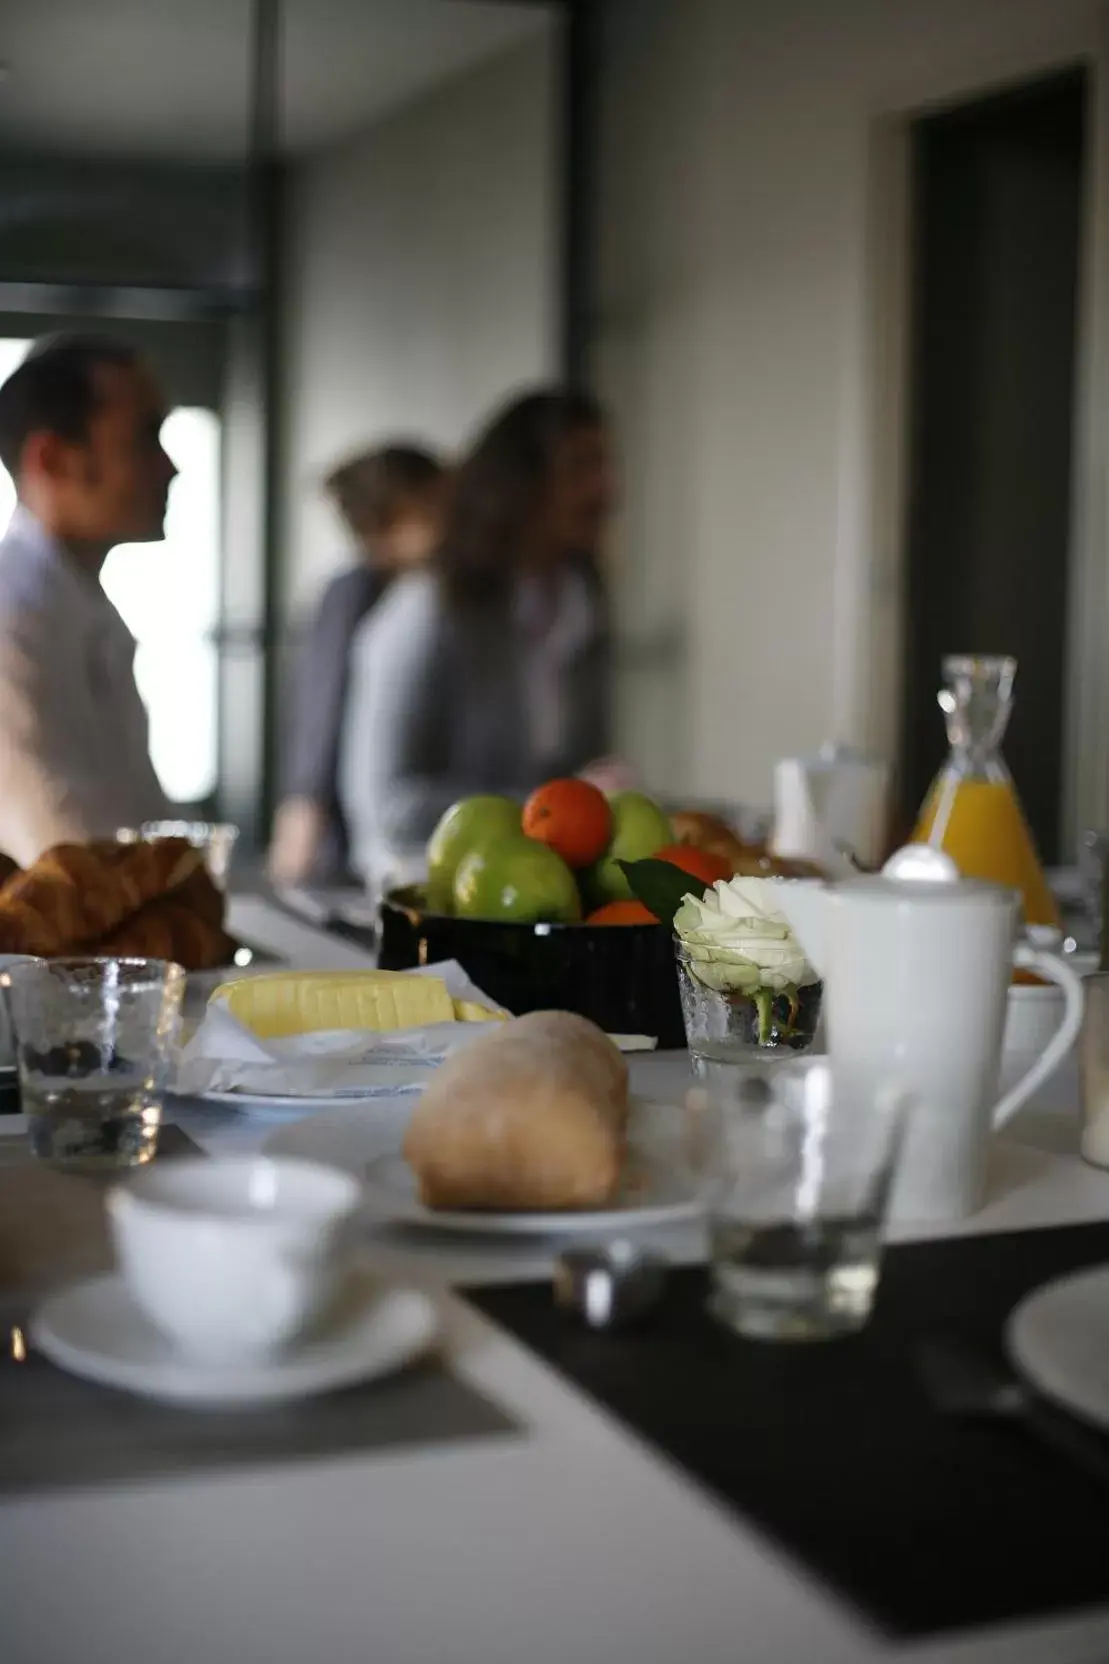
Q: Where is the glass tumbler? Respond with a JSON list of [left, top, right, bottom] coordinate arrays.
[[116, 820, 239, 889], [4, 958, 186, 1170], [685, 1056, 913, 1341]]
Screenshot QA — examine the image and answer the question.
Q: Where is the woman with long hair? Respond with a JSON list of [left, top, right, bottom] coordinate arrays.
[[339, 388, 618, 881], [268, 443, 447, 885]]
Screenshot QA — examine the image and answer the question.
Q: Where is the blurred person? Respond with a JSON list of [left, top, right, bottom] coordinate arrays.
[[268, 444, 448, 885], [340, 388, 626, 884], [0, 335, 175, 865]]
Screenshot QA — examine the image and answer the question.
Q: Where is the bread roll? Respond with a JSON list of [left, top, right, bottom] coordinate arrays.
[[669, 809, 736, 848], [403, 1010, 629, 1211]]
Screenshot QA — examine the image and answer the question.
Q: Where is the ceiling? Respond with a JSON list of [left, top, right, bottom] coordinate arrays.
[[0, 0, 555, 163]]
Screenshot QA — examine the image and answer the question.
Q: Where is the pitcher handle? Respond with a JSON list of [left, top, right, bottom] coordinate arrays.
[[991, 946, 1086, 1129]]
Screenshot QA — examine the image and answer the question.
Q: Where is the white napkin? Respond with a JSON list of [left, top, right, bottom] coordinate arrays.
[[176, 961, 505, 1099]]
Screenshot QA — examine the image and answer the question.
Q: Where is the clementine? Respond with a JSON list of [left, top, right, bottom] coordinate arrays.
[[585, 899, 659, 925], [655, 843, 733, 885], [523, 778, 613, 869]]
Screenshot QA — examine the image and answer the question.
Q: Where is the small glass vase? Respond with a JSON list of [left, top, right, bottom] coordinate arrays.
[[675, 939, 823, 1076]]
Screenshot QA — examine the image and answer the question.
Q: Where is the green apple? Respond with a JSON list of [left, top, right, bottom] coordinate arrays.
[[454, 837, 581, 924], [586, 790, 672, 904], [426, 795, 521, 904]]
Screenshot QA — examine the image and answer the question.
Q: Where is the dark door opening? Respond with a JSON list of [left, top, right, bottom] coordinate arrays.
[[898, 68, 1087, 862]]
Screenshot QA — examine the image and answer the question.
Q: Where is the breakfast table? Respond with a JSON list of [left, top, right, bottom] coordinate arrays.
[[3, 892, 1109, 1664]]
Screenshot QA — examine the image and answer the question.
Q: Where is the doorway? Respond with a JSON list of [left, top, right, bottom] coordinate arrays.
[[897, 69, 1088, 862]]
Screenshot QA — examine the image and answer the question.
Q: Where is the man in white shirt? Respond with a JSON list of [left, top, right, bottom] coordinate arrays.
[[0, 336, 176, 864]]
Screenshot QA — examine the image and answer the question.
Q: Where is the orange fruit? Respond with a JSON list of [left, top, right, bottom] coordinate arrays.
[[585, 899, 659, 925], [523, 778, 613, 869], [655, 843, 733, 886]]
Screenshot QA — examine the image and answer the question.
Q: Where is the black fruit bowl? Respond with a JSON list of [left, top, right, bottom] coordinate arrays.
[[378, 886, 686, 1048]]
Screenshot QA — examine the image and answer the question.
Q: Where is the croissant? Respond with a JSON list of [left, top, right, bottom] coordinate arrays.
[[95, 898, 236, 970], [0, 839, 206, 957]]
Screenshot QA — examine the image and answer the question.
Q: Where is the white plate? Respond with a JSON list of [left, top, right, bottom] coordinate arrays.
[[32, 1269, 437, 1407], [361, 1148, 696, 1236], [1007, 1264, 1109, 1430], [267, 1093, 699, 1237], [172, 1035, 656, 1120], [167, 1083, 423, 1123]]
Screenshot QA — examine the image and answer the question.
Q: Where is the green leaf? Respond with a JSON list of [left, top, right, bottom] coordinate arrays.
[[618, 858, 711, 928]]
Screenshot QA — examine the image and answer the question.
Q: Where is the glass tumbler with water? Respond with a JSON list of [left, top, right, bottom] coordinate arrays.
[[116, 820, 239, 889], [4, 958, 186, 1169], [686, 1056, 912, 1340]]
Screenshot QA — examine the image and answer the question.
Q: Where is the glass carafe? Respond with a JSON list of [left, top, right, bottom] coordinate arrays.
[[911, 654, 1060, 928]]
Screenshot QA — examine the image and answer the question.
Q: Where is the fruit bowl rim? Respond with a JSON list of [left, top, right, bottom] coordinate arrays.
[[380, 884, 669, 932]]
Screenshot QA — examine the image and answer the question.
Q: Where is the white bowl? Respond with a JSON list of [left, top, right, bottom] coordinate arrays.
[[107, 1156, 362, 1363]]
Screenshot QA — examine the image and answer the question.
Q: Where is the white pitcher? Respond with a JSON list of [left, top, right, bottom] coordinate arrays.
[[774, 876, 1084, 1222]]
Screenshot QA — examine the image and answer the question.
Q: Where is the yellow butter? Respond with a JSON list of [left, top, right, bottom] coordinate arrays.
[[212, 970, 457, 1039], [452, 999, 507, 1024]]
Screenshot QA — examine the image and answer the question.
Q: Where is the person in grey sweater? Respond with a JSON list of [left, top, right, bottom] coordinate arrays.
[[340, 389, 623, 885], [267, 444, 447, 885]]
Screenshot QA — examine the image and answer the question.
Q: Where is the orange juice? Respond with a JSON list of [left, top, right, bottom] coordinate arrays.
[[913, 776, 1060, 928]]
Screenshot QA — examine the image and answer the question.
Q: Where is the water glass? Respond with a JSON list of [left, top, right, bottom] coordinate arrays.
[[1080, 970, 1109, 1169], [4, 958, 186, 1169], [116, 820, 239, 889], [1077, 828, 1109, 949], [685, 1056, 912, 1341]]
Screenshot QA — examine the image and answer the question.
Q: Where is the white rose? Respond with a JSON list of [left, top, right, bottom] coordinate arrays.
[[674, 876, 816, 995]]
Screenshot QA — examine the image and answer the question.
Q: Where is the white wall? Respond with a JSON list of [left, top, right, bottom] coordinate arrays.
[[595, 0, 1108, 815], [281, 30, 558, 614]]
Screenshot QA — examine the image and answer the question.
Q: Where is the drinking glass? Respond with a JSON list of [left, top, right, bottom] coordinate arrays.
[[685, 1056, 913, 1341], [1080, 970, 1109, 1170], [4, 958, 186, 1169], [1078, 828, 1109, 952], [116, 819, 239, 889]]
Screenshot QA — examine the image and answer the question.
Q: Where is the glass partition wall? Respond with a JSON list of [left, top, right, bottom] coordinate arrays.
[[0, 0, 565, 851]]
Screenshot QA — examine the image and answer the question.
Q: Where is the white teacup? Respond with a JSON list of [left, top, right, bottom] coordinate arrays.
[[107, 1157, 362, 1363], [1000, 979, 1072, 1097]]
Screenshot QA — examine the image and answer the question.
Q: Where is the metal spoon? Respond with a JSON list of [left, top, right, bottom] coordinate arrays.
[[918, 1334, 1109, 1492]]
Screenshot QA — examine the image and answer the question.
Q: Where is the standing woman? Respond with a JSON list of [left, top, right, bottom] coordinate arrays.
[[268, 444, 447, 885], [340, 389, 620, 884]]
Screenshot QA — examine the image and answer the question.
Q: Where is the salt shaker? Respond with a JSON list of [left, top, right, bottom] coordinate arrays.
[[553, 1242, 666, 1330]]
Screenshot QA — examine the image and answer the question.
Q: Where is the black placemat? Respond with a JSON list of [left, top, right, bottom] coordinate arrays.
[[469, 1221, 1109, 1641], [0, 1320, 516, 1497]]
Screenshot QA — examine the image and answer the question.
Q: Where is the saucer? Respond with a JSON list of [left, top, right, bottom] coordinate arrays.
[[32, 1269, 437, 1407]]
